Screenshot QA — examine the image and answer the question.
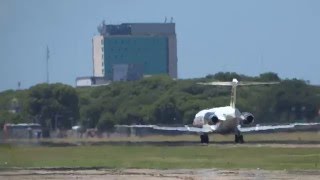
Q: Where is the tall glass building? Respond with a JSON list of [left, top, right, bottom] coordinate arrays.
[[93, 22, 177, 81]]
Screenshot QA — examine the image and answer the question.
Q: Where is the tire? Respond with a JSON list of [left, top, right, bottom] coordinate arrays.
[[235, 135, 239, 143], [239, 135, 244, 144], [200, 135, 204, 143], [204, 134, 209, 144], [235, 135, 244, 143], [200, 134, 209, 144]]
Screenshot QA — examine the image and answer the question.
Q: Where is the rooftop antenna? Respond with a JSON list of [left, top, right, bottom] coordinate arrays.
[[170, 17, 173, 23], [46, 46, 50, 84], [164, 16, 167, 23]]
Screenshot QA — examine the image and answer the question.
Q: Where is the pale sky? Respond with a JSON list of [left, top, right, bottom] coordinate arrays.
[[1, 0, 320, 91]]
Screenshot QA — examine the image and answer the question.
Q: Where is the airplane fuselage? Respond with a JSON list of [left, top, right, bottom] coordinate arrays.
[[193, 106, 242, 134], [216, 116, 239, 134]]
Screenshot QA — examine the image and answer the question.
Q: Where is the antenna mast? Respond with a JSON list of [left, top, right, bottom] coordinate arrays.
[[46, 46, 50, 84]]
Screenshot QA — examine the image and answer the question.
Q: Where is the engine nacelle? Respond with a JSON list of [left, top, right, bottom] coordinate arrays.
[[193, 112, 219, 127], [241, 112, 255, 125], [204, 112, 219, 125]]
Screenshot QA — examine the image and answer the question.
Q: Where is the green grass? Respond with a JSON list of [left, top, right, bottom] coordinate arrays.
[[0, 144, 319, 170]]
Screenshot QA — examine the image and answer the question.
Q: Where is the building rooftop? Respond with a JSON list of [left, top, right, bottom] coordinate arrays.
[[98, 22, 175, 36]]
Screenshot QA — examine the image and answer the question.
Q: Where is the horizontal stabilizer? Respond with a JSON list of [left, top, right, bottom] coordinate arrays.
[[197, 82, 233, 86], [198, 80, 279, 86], [237, 81, 280, 86], [198, 78, 279, 108]]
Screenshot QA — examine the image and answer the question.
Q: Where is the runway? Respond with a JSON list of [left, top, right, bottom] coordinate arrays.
[[1, 168, 320, 180], [4, 139, 319, 148]]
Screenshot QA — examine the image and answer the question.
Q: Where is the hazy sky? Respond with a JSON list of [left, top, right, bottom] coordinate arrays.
[[1, 0, 320, 91]]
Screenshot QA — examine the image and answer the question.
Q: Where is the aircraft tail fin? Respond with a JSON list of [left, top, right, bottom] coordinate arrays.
[[198, 78, 279, 108]]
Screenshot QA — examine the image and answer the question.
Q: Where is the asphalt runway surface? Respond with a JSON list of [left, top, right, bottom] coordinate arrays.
[[1, 168, 320, 180], [6, 139, 320, 148]]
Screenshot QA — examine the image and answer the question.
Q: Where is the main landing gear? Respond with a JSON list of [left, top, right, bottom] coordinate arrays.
[[234, 127, 244, 143], [235, 134, 244, 143], [200, 134, 209, 144], [199, 133, 244, 144]]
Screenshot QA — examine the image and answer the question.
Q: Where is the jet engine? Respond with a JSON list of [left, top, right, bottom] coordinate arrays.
[[204, 112, 219, 125], [241, 112, 255, 125]]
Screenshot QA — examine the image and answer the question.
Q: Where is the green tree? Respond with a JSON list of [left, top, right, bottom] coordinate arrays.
[[27, 83, 79, 131], [97, 112, 116, 135], [2, 72, 319, 130], [259, 72, 280, 81], [0, 110, 25, 128]]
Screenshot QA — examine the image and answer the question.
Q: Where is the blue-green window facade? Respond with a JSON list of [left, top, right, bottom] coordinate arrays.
[[104, 36, 168, 79]]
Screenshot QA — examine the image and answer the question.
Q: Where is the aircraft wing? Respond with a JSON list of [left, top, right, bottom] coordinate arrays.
[[238, 122, 320, 132], [116, 124, 214, 133]]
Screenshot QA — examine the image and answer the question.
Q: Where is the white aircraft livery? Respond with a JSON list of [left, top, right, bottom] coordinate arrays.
[[118, 78, 320, 143]]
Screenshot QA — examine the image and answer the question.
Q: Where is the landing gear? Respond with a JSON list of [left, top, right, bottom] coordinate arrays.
[[200, 134, 209, 144], [235, 134, 244, 143], [234, 126, 244, 144]]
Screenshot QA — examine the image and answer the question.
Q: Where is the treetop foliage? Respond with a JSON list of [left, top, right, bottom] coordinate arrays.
[[0, 72, 319, 132]]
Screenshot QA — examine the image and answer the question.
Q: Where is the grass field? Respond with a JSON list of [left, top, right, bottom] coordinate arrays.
[[1, 132, 319, 170], [1, 143, 319, 170]]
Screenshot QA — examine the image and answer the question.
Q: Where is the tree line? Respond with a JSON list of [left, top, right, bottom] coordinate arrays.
[[1, 72, 320, 134]]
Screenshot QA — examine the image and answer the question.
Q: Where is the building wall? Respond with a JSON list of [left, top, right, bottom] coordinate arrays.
[[113, 64, 129, 81], [168, 35, 178, 79], [94, 23, 177, 80], [113, 64, 143, 81], [92, 35, 104, 77], [104, 36, 168, 79], [76, 78, 93, 87]]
